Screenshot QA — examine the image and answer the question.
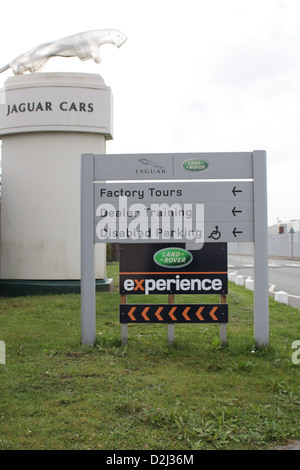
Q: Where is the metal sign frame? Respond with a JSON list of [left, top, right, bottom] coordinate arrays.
[[81, 151, 268, 347]]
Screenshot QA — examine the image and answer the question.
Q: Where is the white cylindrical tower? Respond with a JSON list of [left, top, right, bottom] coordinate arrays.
[[0, 72, 113, 295]]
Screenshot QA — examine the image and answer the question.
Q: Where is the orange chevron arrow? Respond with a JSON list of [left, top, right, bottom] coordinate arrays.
[[168, 307, 177, 321], [195, 306, 205, 321], [141, 306, 150, 321], [155, 306, 164, 321], [128, 307, 136, 321], [182, 307, 191, 321], [209, 306, 218, 321]]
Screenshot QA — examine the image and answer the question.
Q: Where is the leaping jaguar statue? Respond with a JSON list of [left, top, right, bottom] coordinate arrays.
[[0, 29, 127, 75]]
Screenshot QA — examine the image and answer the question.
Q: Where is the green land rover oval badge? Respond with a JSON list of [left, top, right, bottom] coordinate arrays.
[[153, 247, 193, 269], [182, 159, 209, 172]]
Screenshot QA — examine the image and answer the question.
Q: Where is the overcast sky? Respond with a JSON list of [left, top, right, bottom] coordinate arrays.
[[0, 0, 300, 226]]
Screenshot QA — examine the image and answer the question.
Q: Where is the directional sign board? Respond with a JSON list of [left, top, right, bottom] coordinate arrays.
[[120, 304, 228, 324], [81, 151, 269, 346], [94, 182, 253, 243]]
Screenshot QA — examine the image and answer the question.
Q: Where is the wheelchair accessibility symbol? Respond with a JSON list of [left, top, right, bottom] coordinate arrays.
[[208, 226, 221, 240]]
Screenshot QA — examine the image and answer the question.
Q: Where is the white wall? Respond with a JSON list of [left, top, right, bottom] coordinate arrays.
[[1, 132, 106, 279], [229, 232, 300, 259]]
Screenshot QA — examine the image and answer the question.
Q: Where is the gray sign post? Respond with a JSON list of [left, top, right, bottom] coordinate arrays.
[[81, 151, 268, 346], [253, 151, 269, 346], [81, 155, 96, 345]]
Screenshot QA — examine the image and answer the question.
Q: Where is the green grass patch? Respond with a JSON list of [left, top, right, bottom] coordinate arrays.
[[0, 262, 299, 450]]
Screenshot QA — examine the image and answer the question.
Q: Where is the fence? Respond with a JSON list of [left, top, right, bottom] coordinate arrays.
[[228, 232, 300, 259]]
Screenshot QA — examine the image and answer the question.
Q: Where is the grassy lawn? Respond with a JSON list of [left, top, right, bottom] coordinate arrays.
[[0, 261, 299, 450]]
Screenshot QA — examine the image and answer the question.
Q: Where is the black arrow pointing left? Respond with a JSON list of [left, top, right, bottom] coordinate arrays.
[[232, 186, 243, 197], [232, 207, 242, 217], [233, 228, 243, 237]]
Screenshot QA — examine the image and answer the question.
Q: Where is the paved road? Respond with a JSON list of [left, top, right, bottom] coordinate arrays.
[[228, 254, 300, 310]]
